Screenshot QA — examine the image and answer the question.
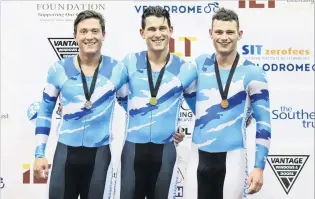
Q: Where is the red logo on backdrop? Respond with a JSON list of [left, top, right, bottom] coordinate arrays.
[[23, 164, 52, 184], [239, 0, 275, 8]]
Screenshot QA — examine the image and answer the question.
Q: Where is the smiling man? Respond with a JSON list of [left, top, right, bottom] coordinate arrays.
[[183, 8, 271, 199], [114, 6, 196, 199], [32, 10, 128, 199]]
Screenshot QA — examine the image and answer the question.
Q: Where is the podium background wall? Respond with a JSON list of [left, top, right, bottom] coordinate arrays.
[[0, 1, 314, 199]]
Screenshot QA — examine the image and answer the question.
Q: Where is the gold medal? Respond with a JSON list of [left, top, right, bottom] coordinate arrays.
[[150, 97, 158, 105], [221, 99, 229, 109], [85, 101, 92, 109]]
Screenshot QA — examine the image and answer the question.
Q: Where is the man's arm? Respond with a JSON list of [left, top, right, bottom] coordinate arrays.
[[183, 80, 197, 115], [33, 62, 61, 179], [113, 58, 129, 112], [174, 81, 197, 145], [35, 64, 61, 158], [174, 60, 198, 145], [248, 69, 271, 170], [116, 84, 129, 112], [111, 61, 129, 112], [181, 60, 198, 115], [246, 67, 271, 194]]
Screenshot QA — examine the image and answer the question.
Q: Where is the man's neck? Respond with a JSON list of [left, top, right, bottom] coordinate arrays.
[[78, 52, 101, 68], [147, 49, 169, 69], [215, 50, 238, 69]]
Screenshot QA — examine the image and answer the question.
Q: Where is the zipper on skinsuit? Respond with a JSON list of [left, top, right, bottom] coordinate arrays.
[[82, 114, 86, 146], [150, 72, 156, 143]]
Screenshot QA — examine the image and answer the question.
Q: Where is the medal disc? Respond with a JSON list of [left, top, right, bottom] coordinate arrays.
[[85, 101, 92, 109], [150, 97, 157, 105], [221, 99, 229, 109]]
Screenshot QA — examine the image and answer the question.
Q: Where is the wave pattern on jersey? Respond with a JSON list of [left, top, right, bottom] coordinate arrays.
[[192, 54, 271, 170], [34, 56, 127, 158], [122, 51, 196, 143]]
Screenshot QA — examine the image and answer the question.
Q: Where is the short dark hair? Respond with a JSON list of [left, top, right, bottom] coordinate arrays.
[[141, 6, 171, 29], [212, 8, 239, 30], [74, 10, 105, 35]]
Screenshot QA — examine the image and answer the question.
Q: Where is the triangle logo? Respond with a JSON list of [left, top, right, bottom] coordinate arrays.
[[267, 155, 309, 194], [48, 38, 78, 60]]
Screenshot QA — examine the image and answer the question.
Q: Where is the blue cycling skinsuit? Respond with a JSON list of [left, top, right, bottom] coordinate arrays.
[[183, 53, 271, 199], [114, 51, 197, 199], [35, 55, 127, 199]]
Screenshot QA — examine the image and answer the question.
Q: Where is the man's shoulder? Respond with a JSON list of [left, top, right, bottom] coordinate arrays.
[[100, 54, 119, 66], [241, 59, 267, 85], [242, 59, 264, 75], [122, 51, 146, 61], [242, 58, 257, 68], [45, 58, 70, 80], [192, 53, 215, 70], [49, 57, 71, 72], [195, 53, 214, 61], [170, 53, 187, 67]]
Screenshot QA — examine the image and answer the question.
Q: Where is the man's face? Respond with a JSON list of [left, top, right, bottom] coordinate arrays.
[[74, 18, 105, 56], [140, 16, 173, 53], [210, 19, 242, 55]]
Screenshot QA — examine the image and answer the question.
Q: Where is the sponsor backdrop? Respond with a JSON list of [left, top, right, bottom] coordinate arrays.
[[0, 1, 314, 199]]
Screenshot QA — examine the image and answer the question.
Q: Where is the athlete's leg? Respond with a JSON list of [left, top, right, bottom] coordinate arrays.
[[134, 143, 152, 199], [77, 159, 95, 199], [183, 143, 199, 199], [152, 142, 177, 199], [117, 141, 138, 199], [49, 142, 79, 199], [78, 145, 111, 199], [118, 141, 178, 199], [117, 141, 177, 199], [146, 143, 163, 199], [65, 146, 97, 199], [185, 147, 247, 199], [101, 145, 114, 199], [197, 150, 227, 199], [223, 149, 247, 199]]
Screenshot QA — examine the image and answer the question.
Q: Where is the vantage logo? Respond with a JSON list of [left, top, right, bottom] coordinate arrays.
[[267, 155, 309, 194], [48, 38, 79, 60]]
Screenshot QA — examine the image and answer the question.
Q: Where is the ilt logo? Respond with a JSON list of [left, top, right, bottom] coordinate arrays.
[[239, 0, 275, 8]]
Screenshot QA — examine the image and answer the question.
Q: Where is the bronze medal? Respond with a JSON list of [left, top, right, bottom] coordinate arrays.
[[214, 53, 240, 110]]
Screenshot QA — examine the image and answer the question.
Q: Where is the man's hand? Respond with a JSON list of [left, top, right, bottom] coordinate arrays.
[[246, 115, 253, 127], [173, 127, 185, 145], [33, 158, 49, 180], [247, 168, 263, 194]]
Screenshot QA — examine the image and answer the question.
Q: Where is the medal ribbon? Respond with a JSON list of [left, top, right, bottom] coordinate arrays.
[[214, 52, 240, 101], [146, 52, 170, 102], [77, 55, 102, 105]]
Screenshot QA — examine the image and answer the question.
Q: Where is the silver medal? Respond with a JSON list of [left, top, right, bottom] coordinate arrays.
[[84, 101, 92, 109]]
